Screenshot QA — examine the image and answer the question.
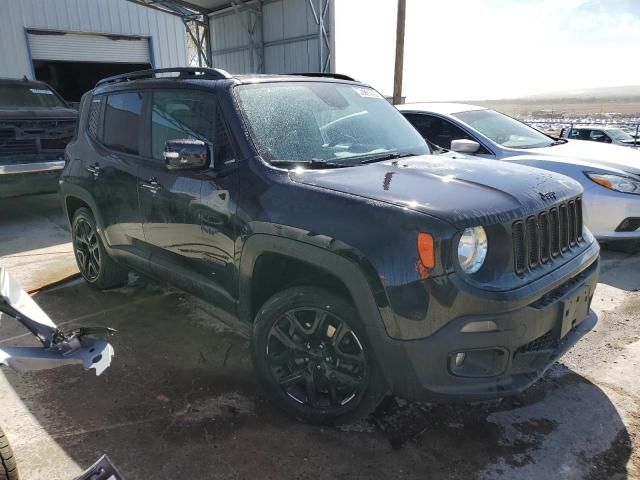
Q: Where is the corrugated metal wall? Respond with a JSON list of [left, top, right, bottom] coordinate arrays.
[[210, 0, 329, 74], [0, 0, 188, 79]]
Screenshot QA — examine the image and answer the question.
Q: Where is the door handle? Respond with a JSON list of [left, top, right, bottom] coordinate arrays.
[[140, 178, 162, 194], [86, 163, 101, 178]]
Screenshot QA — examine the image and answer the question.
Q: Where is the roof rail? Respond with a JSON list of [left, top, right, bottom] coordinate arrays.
[[95, 67, 233, 87], [287, 72, 356, 82]]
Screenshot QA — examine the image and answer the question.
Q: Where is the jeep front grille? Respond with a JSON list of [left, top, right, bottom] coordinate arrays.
[[513, 197, 583, 274]]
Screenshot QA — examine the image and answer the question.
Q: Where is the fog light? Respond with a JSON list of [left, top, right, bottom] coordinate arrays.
[[454, 352, 466, 367], [461, 320, 498, 333], [449, 348, 507, 378]]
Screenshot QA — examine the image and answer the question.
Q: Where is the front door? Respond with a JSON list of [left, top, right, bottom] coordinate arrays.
[[138, 88, 237, 309]]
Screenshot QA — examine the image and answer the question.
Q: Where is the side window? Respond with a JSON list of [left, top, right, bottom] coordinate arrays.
[[102, 92, 143, 154], [87, 97, 102, 139], [405, 114, 484, 152], [569, 128, 582, 139], [590, 130, 607, 142], [150, 90, 217, 161]]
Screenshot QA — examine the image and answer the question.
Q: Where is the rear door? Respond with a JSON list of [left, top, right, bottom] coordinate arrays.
[[87, 91, 145, 255], [138, 88, 237, 308]]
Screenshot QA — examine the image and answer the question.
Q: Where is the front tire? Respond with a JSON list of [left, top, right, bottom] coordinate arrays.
[[0, 426, 18, 480], [251, 286, 387, 425], [71, 208, 128, 289]]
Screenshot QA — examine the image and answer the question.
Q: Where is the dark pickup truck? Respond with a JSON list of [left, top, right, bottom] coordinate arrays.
[[0, 78, 77, 198], [60, 68, 599, 424]]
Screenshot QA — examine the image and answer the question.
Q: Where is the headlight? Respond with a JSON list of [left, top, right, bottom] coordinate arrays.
[[458, 226, 488, 274], [585, 172, 640, 195]]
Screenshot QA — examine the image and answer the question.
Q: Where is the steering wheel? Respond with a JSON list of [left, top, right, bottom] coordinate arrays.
[[327, 132, 357, 147]]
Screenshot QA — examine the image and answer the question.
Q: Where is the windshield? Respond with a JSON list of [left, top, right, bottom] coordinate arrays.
[[454, 109, 553, 149], [0, 85, 67, 109], [607, 128, 634, 141], [235, 82, 428, 166]]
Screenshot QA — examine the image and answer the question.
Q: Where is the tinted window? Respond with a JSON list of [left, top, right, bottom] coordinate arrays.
[[404, 113, 476, 151], [103, 92, 143, 154], [151, 90, 217, 161], [589, 130, 608, 142], [569, 128, 584, 139]]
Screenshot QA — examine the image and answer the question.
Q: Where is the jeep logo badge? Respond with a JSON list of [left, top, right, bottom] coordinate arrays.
[[539, 191, 556, 201]]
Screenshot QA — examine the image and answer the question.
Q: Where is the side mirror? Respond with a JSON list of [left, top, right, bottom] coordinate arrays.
[[164, 139, 210, 171], [450, 139, 481, 154]]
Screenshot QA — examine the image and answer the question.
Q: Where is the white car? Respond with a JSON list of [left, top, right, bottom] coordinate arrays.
[[399, 103, 640, 252], [560, 125, 639, 148]]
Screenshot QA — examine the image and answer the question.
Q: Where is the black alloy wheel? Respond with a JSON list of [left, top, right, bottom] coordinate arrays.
[[73, 217, 101, 282], [266, 306, 369, 409], [71, 208, 128, 289], [252, 286, 385, 424]]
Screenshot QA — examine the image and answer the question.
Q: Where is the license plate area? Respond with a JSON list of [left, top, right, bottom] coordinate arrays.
[[560, 285, 592, 339]]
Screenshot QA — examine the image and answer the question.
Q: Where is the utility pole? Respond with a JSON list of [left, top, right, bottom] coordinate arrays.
[[393, 0, 406, 105]]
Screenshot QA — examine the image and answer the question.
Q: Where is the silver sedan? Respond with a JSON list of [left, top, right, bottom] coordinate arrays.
[[399, 103, 640, 252]]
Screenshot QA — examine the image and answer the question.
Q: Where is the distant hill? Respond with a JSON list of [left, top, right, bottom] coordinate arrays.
[[525, 85, 640, 101], [472, 85, 640, 105]]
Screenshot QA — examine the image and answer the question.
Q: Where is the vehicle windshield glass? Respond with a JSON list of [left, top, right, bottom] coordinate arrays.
[[0, 85, 67, 109], [235, 82, 429, 165], [607, 128, 634, 141], [453, 109, 552, 149]]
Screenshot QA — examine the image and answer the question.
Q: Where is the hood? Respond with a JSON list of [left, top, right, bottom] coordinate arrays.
[[0, 108, 78, 120], [522, 139, 640, 175], [290, 155, 582, 229]]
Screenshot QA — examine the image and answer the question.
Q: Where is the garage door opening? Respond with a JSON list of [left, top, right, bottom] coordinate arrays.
[[34, 61, 151, 104], [27, 30, 153, 104]]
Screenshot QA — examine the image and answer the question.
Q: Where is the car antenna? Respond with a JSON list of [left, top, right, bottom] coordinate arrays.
[[22, 75, 28, 82]]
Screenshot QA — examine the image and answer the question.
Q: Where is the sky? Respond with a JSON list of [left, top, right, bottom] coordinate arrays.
[[333, 0, 640, 101]]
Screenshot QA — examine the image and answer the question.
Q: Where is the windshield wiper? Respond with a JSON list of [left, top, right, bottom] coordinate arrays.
[[269, 159, 349, 169], [359, 152, 418, 165]]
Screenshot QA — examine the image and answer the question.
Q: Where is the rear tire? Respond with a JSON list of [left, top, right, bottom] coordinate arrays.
[[251, 286, 387, 425], [71, 208, 128, 289], [0, 426, 19, 480]]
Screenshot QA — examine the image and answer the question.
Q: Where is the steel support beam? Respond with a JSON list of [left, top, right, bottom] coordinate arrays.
[[230, 0, 264, 73], [308, 0, 331, 72], [184, 15, 211, 66], [127, 0, 212, 66]]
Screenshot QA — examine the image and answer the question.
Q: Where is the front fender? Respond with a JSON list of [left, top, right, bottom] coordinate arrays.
[[238, 229, 392, 329]]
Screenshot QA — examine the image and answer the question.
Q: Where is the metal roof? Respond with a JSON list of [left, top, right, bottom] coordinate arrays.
[[128, 0, 251, 15], [396, 102, 487, 115]]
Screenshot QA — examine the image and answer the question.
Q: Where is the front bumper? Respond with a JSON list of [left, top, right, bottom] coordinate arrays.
[[0, 161, 63, 198], [376, 245, 600, 402], [582, 184, 640, 240]]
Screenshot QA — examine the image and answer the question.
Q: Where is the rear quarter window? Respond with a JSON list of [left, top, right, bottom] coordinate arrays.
[[87, 97, 103, 139]]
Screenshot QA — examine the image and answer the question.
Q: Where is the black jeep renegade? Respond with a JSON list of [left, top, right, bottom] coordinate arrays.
[[60, 68, 600, 424]]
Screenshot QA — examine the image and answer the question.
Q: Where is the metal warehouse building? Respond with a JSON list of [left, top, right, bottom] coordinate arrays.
[[0, 0, 190, 101], [0, 0, 369, 102]]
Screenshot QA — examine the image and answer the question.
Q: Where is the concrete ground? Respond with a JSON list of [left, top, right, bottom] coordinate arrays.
[[0, 195, 638, 480], [0, 195, 78, 292]]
